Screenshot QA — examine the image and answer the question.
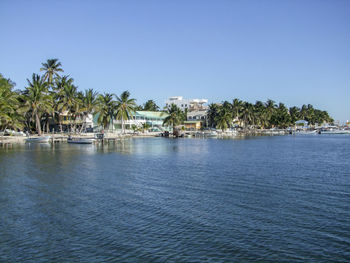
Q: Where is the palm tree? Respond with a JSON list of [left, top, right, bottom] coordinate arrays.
[[265, 99, 276, 128], [215, 106, 232, 131], [207, 103, 220, 128], [271, 103, 291, 128], [57, 83, 80, 132], [254, 101, 267, 128], [79, 89, 98, 132], [232, 98, 244, 126], [22, 74, 51, 135], [241, 102, 255, 128], [115, 91, 137, 134], [300, 104, 308, 120], [40, 59, 64, 85], [142, 122, 151, 133], [289, 106, 300, 125], [143, 100, 159, 111], [53, 75, 74, 132], [0, 74, 23, 131], [95, 93, 116, 130], [163, 104, 184, 135]]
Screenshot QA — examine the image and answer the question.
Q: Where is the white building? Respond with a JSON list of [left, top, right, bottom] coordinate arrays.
[[165, 96, 208, 111]]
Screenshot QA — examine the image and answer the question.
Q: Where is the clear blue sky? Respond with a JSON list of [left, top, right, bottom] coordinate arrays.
[[1, 0, 349, 121]]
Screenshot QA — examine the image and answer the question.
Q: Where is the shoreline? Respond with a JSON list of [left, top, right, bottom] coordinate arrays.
[[0, 132, 160, 145], [1, 129, 348, 146]]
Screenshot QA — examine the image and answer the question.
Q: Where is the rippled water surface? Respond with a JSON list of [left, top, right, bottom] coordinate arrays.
[[1, 136, 350, 262]]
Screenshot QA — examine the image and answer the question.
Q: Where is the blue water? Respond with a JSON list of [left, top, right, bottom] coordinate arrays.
[[1, 136, 350, 262]]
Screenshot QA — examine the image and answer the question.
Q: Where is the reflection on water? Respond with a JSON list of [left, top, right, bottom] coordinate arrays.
[[1, 136, 350, 262]]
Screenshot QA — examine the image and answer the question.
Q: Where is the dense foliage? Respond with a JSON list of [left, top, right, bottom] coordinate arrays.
[[208, 99, 333, 130], [0, 59, 137, 134]]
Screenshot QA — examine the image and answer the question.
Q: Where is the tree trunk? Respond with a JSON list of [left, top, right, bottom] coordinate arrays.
[[35, 112, 41, 136], [1, 126, 7, 142], [111, 115, 114, 133], [80, 114, 86, 133], [122, 116, 124, 134], [59, 117, 63, 133]]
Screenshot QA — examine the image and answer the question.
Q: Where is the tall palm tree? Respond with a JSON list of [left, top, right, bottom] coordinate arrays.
[[54, 75, 74, 92], [115, 91, 137, 134], [241, 102, 255, 128], [143, 100, 159, 111], [163, 104, 184, 135], [215, 106, 232, 131], [300, 104, 308, 120], [207, 103, 220, 128], [232, 98, 244, 126], [289, 106, 300, 124], [96, 93, 116, 130], [53, 75, 74, 132], [22, 74, 51, 135], [40, 59, 64, 85], [57, 83, 79, 132], [254, 100, 267, 128], [79, 89, 98, 132], [271, 103, 291, 128], [265, 99, 276, 128]]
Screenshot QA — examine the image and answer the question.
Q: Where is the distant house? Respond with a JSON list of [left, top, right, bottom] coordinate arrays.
[[54, 111, 93, 132], [295, 120, 308, 128]]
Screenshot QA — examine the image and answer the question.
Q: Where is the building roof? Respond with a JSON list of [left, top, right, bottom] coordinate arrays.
[[184, 121, 202, 124], [135, 111, 168, 119], [295, 120, 308, 124]]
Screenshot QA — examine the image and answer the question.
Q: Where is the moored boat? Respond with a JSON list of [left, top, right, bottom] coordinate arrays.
[[205, 131, 218, 137], [67, 137, 95, 144], [319, 129, 350, 134], [25, 136, 51, 143], [294, 130, 317, 135]]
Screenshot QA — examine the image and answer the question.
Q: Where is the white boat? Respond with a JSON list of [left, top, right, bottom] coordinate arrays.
[[205, 131, 218, 137], [295, 130, 317, 135], [319, 129, 350, 134], [184, 133, 193, 138], [222, 130, 238, 136], [25, 136, 51, 143], [67, 138, 95, 144]]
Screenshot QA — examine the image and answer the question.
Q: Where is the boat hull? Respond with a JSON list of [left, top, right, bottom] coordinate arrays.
[[67, 139, 94, 144], [320, 130, 350, 134], [25, 136, 51, 143]]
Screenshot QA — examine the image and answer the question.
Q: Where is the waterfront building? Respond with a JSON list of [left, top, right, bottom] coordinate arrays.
[[165, 96, 208, 111], [186, 110, 207, 129], [184, 121, 202, 130], [295, 120, 309, 129], [94, 111, 170, 132], [52, 111, 94, 132]]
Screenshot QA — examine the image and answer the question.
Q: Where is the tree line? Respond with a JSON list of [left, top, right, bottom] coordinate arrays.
[[0, 59, 145, 135], [207, 99, 333, 130], [1, 58, 334, 135]]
